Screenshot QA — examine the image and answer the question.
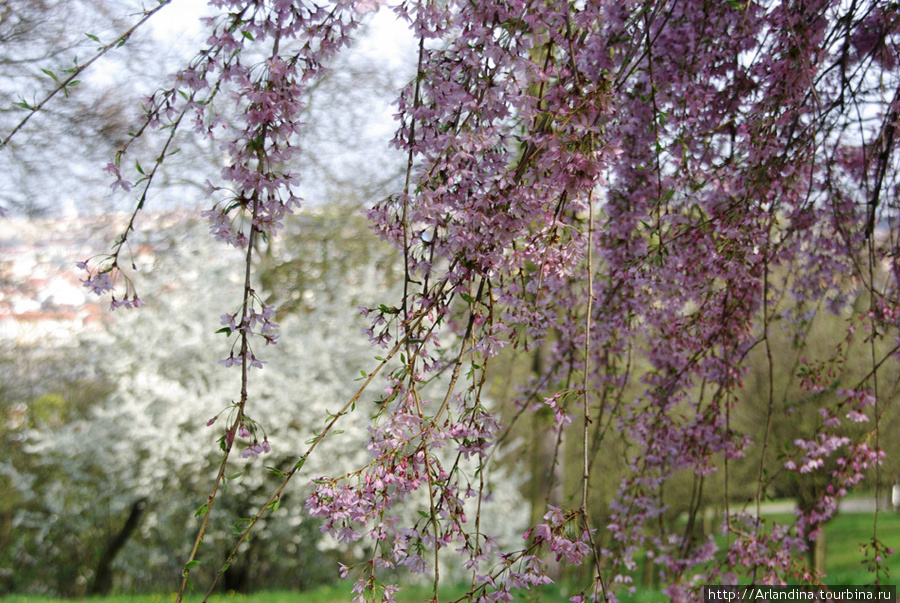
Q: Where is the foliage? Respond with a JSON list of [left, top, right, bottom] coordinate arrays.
[[2, 0, 900, 602]]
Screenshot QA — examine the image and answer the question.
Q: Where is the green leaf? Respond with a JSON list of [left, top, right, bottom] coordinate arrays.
[[194, 503, 209, 517], [251, 131, 265, 149], [41, 69, 59, 82], [229, 517, 252, 536], [459, 293, 475, 304], [135, 160, 145, 175], [241, 30, 255, 41], [185, 560, 201, 570], [85, 33, 100, 42]]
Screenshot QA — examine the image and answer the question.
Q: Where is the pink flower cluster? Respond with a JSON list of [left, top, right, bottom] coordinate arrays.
[[77, 258, 143, 311], [221, 303, 279, 345], [525, 507, 593, 566]]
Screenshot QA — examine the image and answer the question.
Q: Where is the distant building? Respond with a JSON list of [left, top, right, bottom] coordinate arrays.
[[0, 212, 191, 348]]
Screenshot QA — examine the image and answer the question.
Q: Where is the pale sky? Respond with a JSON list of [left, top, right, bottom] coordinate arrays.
[[148, 0, 416, 68], [65, 0, 416, 214]]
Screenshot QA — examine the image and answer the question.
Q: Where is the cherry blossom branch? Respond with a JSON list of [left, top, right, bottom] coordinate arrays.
[[204, 296, 442, 597], [176, 199, 262, 602]]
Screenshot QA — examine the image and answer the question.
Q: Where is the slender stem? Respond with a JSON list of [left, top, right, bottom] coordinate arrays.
[[178, 16, 281, 587], [866, 223, 882, 580], [176, 202, 260, 603], [579, 191, 607, 600], [1, 1, 175, 149], [755, 219, 776, 535], [401, 36, 426, 328]]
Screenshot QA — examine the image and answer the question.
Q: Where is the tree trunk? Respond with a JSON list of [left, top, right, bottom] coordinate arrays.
[[808, 529, 826, 577], [89, 497, 147, 596], [223, 560, 250, 593]]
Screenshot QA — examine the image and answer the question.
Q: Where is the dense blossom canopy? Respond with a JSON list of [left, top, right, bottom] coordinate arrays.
[[3, 0, 900, 601]]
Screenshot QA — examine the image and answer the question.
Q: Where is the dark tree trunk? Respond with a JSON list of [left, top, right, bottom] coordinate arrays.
[[89, 497, 147, 596], [223, 560, 250, 593], [807, 529, 826, 577], [797, 480, 829, 578]]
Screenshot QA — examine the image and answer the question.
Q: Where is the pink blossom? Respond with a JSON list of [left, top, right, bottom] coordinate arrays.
[[103, 163, 133, 192]]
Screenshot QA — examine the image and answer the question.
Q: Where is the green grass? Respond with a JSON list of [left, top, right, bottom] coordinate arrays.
[[4, 512, 898, 603], [821, 511, 900, 584], [752, 509, 900, 584]]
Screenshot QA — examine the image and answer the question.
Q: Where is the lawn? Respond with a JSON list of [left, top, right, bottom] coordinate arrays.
[[4, 511, 898, 603]]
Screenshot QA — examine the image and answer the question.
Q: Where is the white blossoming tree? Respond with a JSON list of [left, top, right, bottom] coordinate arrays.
[[4, 211, 528, 595]]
